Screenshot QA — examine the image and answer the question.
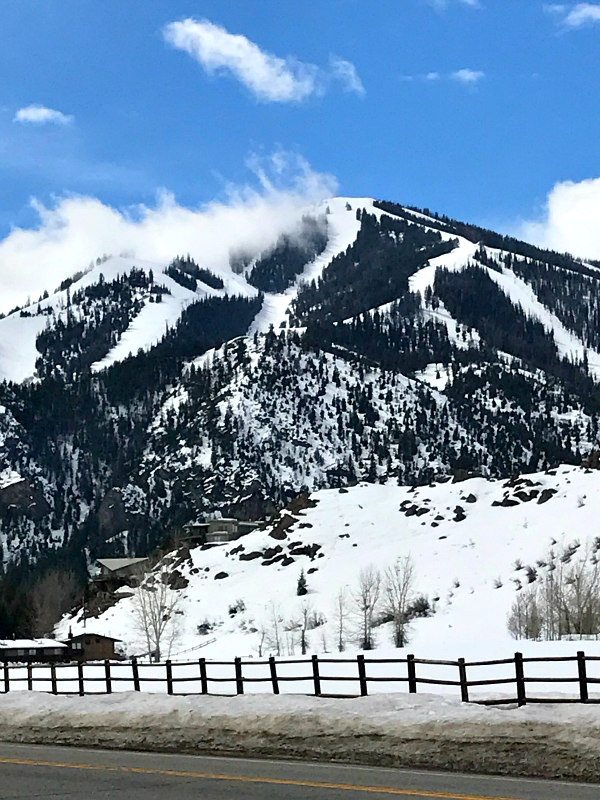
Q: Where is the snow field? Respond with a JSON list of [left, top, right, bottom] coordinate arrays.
[[57, 465, 600, 691]]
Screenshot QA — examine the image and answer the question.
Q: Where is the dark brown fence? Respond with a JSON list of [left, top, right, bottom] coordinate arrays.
[[2, 651, 599, 705]]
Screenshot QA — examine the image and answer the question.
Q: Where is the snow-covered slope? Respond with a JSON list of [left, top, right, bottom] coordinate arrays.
[[3, 196, 599, 382], [250, 197, 365, 333], [0, 256, 196, 382], [59, 464, 600, 664], [480, 248, 600, 379], [0, 200, 364, 383], [142, 333, 452, 498], [409, 235, 600, 376]]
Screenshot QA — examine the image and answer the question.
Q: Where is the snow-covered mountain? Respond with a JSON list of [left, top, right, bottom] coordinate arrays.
[[2, 195, 600, 639], [58, 464, 600, 663]]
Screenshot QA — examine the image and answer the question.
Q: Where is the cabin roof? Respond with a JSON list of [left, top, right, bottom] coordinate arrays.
[[66, 632, 122, 643], [96, 557, 148, 572], [0, 638, 67, 650]]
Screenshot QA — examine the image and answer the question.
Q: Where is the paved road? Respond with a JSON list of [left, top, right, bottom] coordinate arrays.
[[0, 743, 598, 799]]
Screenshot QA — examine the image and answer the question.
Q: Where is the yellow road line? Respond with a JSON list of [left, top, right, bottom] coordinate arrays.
[[0, 755, 521, 799]]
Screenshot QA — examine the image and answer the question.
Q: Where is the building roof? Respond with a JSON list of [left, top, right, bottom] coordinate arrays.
[[96, 557, 148, 572], [0, 639, 67, 650], [184, 519, 262, 529], [66, 632, 122, 643]]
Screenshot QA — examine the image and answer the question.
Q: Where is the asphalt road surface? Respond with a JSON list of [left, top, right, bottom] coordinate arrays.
[[0, 743, 599, 799]]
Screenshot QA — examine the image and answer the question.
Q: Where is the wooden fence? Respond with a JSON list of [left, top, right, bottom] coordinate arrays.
[[2, 651, 600, 705]]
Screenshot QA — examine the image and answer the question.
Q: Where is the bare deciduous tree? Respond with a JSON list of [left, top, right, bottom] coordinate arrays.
[[256, 623, 267, 657], [563, 545, 600, 636], [333, 587, 349, 652], [508, 586, 543, 641], [509, 543, 600, 641], [353, 565, 381, 650], [264, 601, 283, 656], [131, 566, 182, 661], [300, 602, 311, 655], [384, 555, 415, 648]]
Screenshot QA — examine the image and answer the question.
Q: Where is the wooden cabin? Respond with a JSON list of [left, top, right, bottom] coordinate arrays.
[[0, 638, 68, 664], [63, 631, 123, 662]]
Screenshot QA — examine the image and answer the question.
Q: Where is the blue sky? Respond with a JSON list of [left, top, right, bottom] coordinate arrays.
[[1, 0, 599, 255]]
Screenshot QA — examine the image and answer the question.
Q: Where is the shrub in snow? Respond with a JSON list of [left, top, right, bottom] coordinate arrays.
[[407, 595, 433, 619], [228, 599, 246, 616]]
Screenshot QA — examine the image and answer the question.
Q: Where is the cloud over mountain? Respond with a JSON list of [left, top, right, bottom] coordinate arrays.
[[0, 153, 337, 313], [519, 176, 600, 259]]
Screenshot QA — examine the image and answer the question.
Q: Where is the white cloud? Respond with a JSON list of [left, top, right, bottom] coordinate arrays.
[[163, 18, 364, 102], [546, 2, 600, 28], [402, 69, 484, 85], [13, 105, 73, 126], [426, 0, 482, 9], [519, 177, 600, 259], [0, 153, 337, 313], [451, 68, 485, 84], [329, 56, 366, 96]]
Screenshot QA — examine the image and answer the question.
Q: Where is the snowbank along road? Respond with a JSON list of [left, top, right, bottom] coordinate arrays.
[[2, 692, 600, 783], [0, 744, 599, 800]]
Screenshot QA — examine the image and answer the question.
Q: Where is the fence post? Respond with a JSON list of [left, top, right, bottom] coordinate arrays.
[[166, 660, 173, 695], [407, 654, 417, 694], [577, 651, 589, 703], [51, 663, 58, 695], [199, 658, 208, 695], [458, 658, 469, 703], [3, 663, 9, 693], [312, 654, 321, 697], [514, 652, 526, 707], [27, 663, 33, 691], [269, 656, 279, 695], [104, 660, 112, 694], [77, 661, 84, 696], [234, 657, 244, 695], [131, 657, 140, 691], [357, 654, 368, 697]]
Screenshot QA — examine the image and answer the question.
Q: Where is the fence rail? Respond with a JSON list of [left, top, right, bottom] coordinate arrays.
[[1, 651, 599, 705]]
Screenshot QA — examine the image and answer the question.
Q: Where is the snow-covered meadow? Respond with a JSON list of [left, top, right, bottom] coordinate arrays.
[[49, 464, 600, 702]]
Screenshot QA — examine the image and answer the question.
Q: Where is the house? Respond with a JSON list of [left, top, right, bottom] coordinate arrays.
[[63, 631, 123, 662], [92, 557, 149, 590], [0, 638, 68, 664], [96, 557, 149, 578], [182, 518, 261, 545]]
